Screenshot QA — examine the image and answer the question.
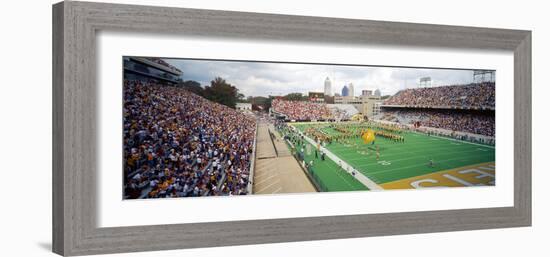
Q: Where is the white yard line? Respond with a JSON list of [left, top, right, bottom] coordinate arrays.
[[297, 130, 384, 191], [344, 144, 493, 162], [351, 148, 492, 167], [363, 156, 494, 176]]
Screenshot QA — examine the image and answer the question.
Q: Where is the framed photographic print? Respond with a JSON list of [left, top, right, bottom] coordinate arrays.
[[52, 1, 531, 256]]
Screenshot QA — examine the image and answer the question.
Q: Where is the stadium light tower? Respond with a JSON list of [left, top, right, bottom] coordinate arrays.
[[419, 77, 432, 88], [473, 70, 495, 83]]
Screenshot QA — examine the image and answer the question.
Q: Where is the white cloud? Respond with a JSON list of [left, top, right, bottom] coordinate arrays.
[[165, 58, 477, 97]]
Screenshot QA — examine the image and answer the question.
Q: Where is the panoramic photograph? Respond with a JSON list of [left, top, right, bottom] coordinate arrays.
[[122, 56, 496, 199]]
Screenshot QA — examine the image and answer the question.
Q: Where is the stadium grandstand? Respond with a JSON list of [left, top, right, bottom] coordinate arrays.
[[271, 98, 333, 121], [383, 82, 495, 110], [271, 99, 360, 121], [378, 82, 495, 138], [376, 108, 494, 137], [123, 80, 256, 199]]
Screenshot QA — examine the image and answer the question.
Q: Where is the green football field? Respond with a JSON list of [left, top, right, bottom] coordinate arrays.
[[282, 122, 495, 191]]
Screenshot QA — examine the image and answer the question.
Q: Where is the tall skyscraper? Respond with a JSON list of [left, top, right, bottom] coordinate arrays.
[[348, 83, 355, 97], [324, 77, 332, 96], [341, 85, 349, 96], [374, 88, 381, 97]]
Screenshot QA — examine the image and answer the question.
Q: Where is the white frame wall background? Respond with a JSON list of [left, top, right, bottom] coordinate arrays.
[[52, 1, 531, 256]]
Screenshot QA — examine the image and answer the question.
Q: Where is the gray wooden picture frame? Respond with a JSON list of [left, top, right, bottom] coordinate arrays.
[[52, 1, 531, 256]]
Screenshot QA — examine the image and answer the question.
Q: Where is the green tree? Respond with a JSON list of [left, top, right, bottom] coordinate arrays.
[[204, 77, 240, 108], [237, 93, 247, 102], [283, 92, 307, 101], [181, 80, 204, 96]]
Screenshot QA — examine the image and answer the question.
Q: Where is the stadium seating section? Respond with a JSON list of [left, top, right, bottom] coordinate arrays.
[[377, 108, 494, 136], [383, 82, 495, 110], [379, 83, 495, 137], [123, 80, 256, 199]]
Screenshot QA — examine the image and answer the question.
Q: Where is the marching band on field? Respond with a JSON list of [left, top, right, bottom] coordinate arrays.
[[301, 121, 405, 145]]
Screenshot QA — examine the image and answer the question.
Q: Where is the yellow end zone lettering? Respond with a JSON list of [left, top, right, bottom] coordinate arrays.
[[381, 162, 495, 189]]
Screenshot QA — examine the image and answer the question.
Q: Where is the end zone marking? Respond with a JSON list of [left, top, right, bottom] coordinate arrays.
[[380, 162, 495, 189]]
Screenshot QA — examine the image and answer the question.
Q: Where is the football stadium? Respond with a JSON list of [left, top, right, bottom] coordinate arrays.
[[122, 57, 495, 199]]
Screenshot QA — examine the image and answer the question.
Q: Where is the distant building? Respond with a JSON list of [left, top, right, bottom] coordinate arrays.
[[324, 77, 332, 96], [362, 90, 373, 96], [334, 95, 383, 118], [236, 103, 252, 111], [374, 89, 381, 97], [341, 85, 349, 96], [348, 83, 355, 97], [324, 95, 335, 104]]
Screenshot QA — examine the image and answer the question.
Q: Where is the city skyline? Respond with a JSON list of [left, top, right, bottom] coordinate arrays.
[[165, 58, 481, 98]]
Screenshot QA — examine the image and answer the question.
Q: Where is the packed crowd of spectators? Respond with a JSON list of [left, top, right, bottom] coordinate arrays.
[[379, 108, 495, 137], [272, 99, 333, 120], [384, 83, 495, 109], [123, 80, 256, 199]]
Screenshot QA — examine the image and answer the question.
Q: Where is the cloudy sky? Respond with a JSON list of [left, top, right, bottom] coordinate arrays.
[[165, 58, 478, 98]]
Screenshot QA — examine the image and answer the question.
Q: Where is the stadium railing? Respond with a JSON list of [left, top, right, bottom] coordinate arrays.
[[247, 123, 258, 194], [267, 129, 279, 157]]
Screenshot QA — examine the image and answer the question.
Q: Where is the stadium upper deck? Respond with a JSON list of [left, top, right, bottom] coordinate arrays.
[[123, 56, 183, 85], [376, 82, 495, 137], [382, 82, 495, 110]]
